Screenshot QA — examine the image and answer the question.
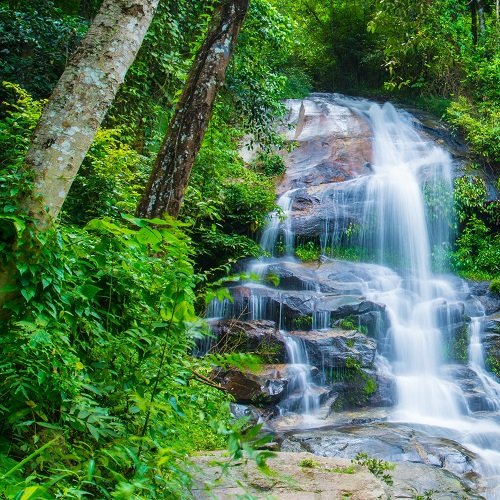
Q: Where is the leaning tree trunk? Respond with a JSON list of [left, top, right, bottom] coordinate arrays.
[[1, 0, 158, 319], [136, 0, 250, 219], [23, 0, 158, 229]]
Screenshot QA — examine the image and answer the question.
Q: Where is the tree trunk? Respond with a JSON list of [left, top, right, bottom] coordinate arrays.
[[471, 0, 478, 45], [477, 0, 486, 39], [136, 0, 250, 219], [22, 0, 158, 230], [1, 0, 158, 319]]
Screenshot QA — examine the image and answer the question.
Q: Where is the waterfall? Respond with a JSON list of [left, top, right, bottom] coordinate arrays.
[[343, 99, 464, 422], [207, 94, 500, 497], [468, 317, 500, 411], [260, 190, 297, 255], [279, 336, 321, 415]]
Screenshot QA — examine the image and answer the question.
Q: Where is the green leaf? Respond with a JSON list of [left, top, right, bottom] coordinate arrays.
[[136, 226, 162, 246], [20, 288, 35, 302], [86, 423, 100, 441], [77, 284, 101, 300], [19, 486, 53, 500]]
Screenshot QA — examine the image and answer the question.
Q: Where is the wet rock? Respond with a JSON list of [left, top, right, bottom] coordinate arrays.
[[483, 314, 500, 374], [278, 96, 373, 197], [366, 370, 396, 407], [289, 184, 365, 239], [214, 364, 319, 405], [209, 319, 286, 362], [289, 328, 377, 369], [446, 364, 499, 412], [230, 403, 261, 425], [190, 450, 389, 499], [330, 300, 389, 338], [265, 261, 320, 291], [280, 385, 337, 414], [280, 422, 480, 493], [467, 280, 500, 315], [403, 106, 469, 162]]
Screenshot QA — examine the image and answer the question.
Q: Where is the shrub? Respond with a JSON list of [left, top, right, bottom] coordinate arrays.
[[490, 278, 500, 296], [295, 241, 320, 261]]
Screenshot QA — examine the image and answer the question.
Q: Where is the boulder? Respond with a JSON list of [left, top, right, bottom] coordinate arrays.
[[466, 280, 500, 315], [446, 364, 499, 412], [213, 364, 319, 405], [288, 328, 377, 369], [280, 422, 479, 491], [277, 96, 373, 197], [209, 319, 286, 362]]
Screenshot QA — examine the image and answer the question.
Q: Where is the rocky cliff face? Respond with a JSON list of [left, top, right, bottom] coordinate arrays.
[[201, 94, 500, 499]]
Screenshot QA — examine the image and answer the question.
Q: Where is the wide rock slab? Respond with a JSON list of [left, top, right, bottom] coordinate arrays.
[[190, 449, 481, 499]]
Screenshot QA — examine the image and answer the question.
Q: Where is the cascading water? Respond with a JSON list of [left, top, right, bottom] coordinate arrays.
[[337, 97, 500, 497], [206, 94, 500, 497], [469, 317, 500, 411], [345, 99, 464, 422], [279, 336, 321, 415]]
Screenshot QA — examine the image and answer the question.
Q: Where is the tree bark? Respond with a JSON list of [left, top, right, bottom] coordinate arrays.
[[1, 0, 158, 319], [136, 0, 250, 219], [471, 0, 478, 45], [22, 0, 159, 230], [477, 0, 486, 39]]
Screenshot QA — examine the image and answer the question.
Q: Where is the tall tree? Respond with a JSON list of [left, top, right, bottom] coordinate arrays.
[[136, 0, 250, 219], [1, 0, 158, 317], [22, 0, 159, 230]]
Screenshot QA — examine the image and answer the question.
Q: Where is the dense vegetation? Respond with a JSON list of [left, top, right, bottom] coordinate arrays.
[[0, 0, 498, 497]]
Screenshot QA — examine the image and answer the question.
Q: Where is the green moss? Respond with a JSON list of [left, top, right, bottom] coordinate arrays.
[[254, 338, 283, 363], [486, 352, 500, 378], [298, 458, 320, 468], [292, 315, 313, 330], [339, 317, 357, 330], [327, 362, 377, 408], [444, 324, 469, 362], [490, 278, 500, 296]]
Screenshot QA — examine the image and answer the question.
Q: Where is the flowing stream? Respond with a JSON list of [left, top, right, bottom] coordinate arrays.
[[208, 94, 500, 497]]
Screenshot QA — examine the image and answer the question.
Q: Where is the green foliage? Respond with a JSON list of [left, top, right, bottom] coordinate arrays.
[[106, 0, 216, 150], [181, 108, 278, 271], [352, 452, 395, 486], [339, 317, 357, 331], [62, 129, 150, 225], [298, 457, 320, 468], [292, 315, 313, 330], [486, 351, 500, 378], [0, 2, 88, 99], [490, 278, 500, 296], [451, 176, 500, 279], [325, 246, 366, 262], [444, 325, 470, 362], [0, 213, 241, 497], [295, 241, 320, 262], [447, 96, 500, 163], [252, 152, 286, 177]]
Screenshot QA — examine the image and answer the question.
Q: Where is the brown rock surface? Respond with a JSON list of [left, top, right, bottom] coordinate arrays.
[[190, 451, 388, 499]]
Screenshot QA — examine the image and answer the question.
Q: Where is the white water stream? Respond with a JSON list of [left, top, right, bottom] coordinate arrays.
[[206, 95, 500, 497], [341, 98, 500, 498]]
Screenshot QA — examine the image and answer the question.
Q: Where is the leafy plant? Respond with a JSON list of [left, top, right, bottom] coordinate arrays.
[[295, 241, 320, 262], [292, 315, 312, 330], [490, 278, 500, 296], [352, 452, 395, 486]]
